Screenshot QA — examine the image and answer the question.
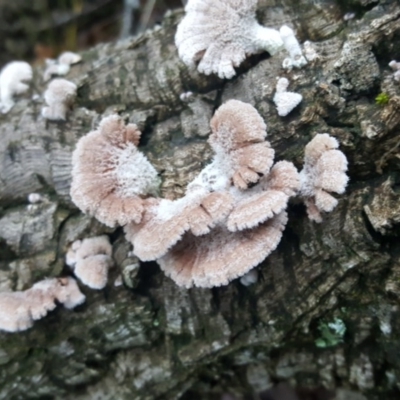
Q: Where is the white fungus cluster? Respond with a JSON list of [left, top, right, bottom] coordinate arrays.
[[389, 60, 400, 82], [71, 99, 349, 289], [0, 61, 33, 113], [69, 102, 300, 288], [175, 1, 310, 79], [43, 51, 82, 82], [175, 0, 284, 79], [273, 77, 303, 117], [66, 236, 114, 290], [299, 134, 349, 222], [42, 78, 77, 121], [0, 0, 352, 335], [280, 25, 308, 70], [0, 277, 85, 332]]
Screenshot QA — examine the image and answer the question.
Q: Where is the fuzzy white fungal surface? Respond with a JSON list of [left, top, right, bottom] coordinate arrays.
[[299, 133, 349, 222], [175, 0, 284, 79], [66, 236, 114, 290], [43, 51, 82, 81], [0, 277, 85, 332], [273, 77, 303, 117], [42, 78, 77, 121], [389, 60, 400, 82], [28, 193, 43, 204], [0, 61, 33, 113], [70, 115, 159, 227], [280, 25, 307, 70]]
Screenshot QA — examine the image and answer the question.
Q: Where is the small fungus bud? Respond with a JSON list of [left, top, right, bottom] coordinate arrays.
[[28, 193, 43, 204], [41, 78, 77, 121], [273, 77, 303, 117]]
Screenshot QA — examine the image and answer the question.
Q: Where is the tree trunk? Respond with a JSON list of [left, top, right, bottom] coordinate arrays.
[[1, 1, 400, 399]]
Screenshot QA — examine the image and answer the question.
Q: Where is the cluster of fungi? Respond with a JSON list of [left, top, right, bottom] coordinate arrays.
[[71, 101, 348, 289], [0, 0, 350, 332]]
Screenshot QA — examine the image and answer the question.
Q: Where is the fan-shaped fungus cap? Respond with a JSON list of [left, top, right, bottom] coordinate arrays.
[[71, 115, 159, 227], [299, 133, 349, 222], [66, 236, 114, 290], [75, 255, 113, 290], [74, 235, 112, 259], [273, 77, 303, 117], [125, 191, 234, 261], [0, 292, 34, 332], [27, 279, 60, 319], [56, 277, 86, 309], [227, 161, 300, 231], [0, 277, 85, 332], [175, 0, 283, 79], [157, 211, 288, 288], [209, 100, 275, 189], [41, 78, 77, 121], [0, 61, 33, 113]]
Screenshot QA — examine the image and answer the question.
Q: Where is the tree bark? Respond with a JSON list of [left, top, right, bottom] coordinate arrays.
[[1, 1, 400, 399]]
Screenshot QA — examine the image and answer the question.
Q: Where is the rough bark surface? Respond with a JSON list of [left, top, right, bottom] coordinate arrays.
[[1, 0, 400, 399]]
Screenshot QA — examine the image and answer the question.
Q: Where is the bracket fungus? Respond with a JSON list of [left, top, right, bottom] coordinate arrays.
[[0, 277, 85, 332], [71, 100, 348, 288], [273, 77, 303, 117], [299, 134, 349, 223], [66, 236, 114, 290], [0, 61, 33, 113], [70, 115, 159, 227], [41, 78, 77, 121], [43, 51, 82, 82], [175, 0, 284, 79]]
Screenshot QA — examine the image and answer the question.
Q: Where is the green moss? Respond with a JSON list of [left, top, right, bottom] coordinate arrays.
[[315, 318, 346, 348], [375, 93, 390, 106]]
